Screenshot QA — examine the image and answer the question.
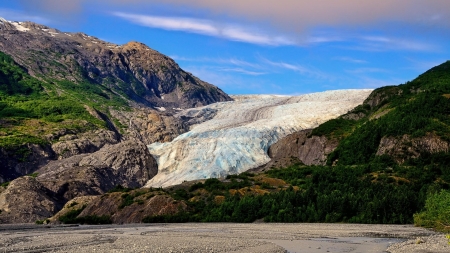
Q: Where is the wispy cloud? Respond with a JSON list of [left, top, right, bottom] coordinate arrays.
[[217, 67, 266, 76], [346, 67, 389, 74], [305, 35, 344, 44], [355, 36, 437, 52], [113, 12, 296, 46], [170, 56, 262, 69], [333, 57, 367, 64]]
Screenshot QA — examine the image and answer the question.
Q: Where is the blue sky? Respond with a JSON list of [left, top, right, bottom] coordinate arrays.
[[1, 0, 450, 95]]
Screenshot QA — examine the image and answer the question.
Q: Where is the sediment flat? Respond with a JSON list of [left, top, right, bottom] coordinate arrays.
[[0, 223, 447, 253]]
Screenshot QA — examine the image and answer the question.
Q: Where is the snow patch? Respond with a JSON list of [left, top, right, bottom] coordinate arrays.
[[10, 21, 29, 32]]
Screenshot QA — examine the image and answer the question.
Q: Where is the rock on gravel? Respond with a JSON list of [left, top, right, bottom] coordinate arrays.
[[387, 234, 450, 253]]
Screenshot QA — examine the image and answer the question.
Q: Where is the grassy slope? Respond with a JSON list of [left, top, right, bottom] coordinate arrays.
[[0, 51, 129, 150]]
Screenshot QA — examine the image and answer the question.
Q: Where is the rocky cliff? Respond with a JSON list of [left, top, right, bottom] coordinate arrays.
[[0, 18, 231, 109]]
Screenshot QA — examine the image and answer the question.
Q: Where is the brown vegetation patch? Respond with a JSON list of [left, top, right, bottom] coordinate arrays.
[[214, 195, 225, 205], [256, 176, 288, 187]]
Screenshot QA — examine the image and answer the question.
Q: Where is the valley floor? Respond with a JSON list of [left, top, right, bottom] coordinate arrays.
[[0, 223, 447, 253]]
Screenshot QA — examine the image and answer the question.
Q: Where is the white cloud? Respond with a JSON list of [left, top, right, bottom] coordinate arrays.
[[218, 67, 266, 76], [260, 58, 310, 74], [112, 12, 296, 46], [333, 57, 367, 64], [346, 68, 389, 74], [358, 36, 437, 52]]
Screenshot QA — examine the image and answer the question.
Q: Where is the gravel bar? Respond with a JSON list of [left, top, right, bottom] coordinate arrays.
[[0, 223, 447, 253]]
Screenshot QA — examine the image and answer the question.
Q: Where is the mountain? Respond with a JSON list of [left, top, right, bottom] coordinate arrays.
[[0, 18, 231, 109], [51, 61, 450, 226], [0, 18, 231, 184], [0, 18, 230, 223]]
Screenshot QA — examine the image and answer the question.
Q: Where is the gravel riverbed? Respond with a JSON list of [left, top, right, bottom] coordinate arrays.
[[0, 223, 447, 253]]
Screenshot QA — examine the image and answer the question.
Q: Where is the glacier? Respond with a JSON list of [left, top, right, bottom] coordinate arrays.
[[145, 89, 373, 188]]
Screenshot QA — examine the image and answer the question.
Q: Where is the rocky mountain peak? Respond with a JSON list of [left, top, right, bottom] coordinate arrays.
[[0, 18, 232, 109], [122, 41, 151, 50]]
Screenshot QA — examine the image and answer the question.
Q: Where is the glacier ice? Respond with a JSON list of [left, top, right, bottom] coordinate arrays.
[[145, 89, 373, 188]]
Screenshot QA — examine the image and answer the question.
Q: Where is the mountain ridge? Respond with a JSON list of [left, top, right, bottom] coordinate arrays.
[[0, 17, 232, 110]]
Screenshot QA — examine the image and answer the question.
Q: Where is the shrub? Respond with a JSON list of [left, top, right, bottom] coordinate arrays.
[[414, 190, 450, 232], [59, 206, 85, 224]]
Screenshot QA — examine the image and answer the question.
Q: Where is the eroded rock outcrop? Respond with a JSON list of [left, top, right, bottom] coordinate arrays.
[[78, 193, 186, 224], [37, 140, 157, 201], [0, 176, 63, 223], [0, 144, 55, 183], [260, 129, 338, 170], [51, 129, 120, 159], [49, 191, 186, 224], [376, 133, 450, 163]]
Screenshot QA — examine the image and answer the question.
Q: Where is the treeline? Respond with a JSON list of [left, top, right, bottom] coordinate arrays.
[[143, 160, 448, 224]]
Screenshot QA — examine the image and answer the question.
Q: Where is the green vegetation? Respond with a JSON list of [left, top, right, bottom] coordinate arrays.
[[68, 202, 78, 208], [0, 50, 130, 155], [35, 219, 49, 225], [58, 206, 85, 224], [107, 184, 133, 193], [144, 158, 446, 224], [27, 172, 38, 178], [414, 190, 450, 232], [143, 212, 191, 223], [58, 205, 112, 224], [118, 190, 146, 209]]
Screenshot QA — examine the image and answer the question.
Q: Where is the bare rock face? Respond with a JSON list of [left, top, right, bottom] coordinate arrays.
[[0, 20, 232, 109], [51, 129, 120, 159], [37, 140, 157, 201], [78, 140, 158, 186], [110, 107, 188, 144], [77, 192, 186, 224], [0, 144, 55, 183], [0, 176, 62, 223], [266, 130, 338, 168], [376, 134, 449, 163]]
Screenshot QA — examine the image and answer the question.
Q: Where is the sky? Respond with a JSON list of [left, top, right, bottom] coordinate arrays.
[[0, 0, 449, 95]]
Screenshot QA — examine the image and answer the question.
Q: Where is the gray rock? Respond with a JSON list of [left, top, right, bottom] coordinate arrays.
[[0, 176, 62, 223], [51, 129, 120, 159]]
